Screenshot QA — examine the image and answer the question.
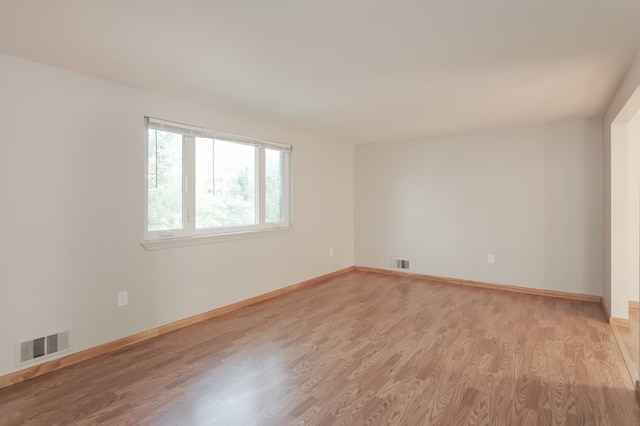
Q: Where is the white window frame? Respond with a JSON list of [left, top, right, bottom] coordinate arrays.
[[142, 117, 292, 250]]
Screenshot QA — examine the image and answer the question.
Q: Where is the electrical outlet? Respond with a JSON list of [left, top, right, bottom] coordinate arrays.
[[329, 248, 334, 257], [117, 291, 128, 307], [488, 254, 495, 264]]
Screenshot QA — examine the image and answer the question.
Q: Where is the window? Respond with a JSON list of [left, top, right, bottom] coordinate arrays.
[[144, 117, 291, 247]]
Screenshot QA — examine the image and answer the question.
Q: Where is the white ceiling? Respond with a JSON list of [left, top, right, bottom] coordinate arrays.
[[1, 1, 640, 144]]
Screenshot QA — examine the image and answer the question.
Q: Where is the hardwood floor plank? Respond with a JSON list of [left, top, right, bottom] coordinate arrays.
[[611, 305, 639, 387], [0, 271, 638, 425]]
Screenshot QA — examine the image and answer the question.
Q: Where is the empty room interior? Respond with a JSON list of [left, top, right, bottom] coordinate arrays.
[[3, 1, 640, 424]]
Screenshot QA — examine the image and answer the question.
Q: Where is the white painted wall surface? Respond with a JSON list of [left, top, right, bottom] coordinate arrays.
[[355, 120, 603, 296], [603, 50, 640, 319], [604, 50, 640, 383], [0, 53, 354, 377], [610, 123, 630, 318], [627, 112, 640, 304]]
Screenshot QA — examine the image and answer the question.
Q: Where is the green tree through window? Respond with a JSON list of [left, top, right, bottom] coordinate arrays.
[[145, 118, 291, 242]]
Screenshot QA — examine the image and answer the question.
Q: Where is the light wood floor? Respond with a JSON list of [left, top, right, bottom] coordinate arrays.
[[611, 305, 639, 386], [1, 271, 638, 425]]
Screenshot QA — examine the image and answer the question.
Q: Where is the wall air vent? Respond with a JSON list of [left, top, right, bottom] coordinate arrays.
[[17, 330, 70, 365], [392, 258, 411, 270]]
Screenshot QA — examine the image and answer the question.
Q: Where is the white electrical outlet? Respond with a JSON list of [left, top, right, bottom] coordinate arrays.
[[329, 248, 334, 257], [488, 254, 495, 264], [117, 291, 128, 307]]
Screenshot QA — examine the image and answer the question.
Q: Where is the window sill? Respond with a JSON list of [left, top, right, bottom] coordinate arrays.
[[141, 227, 293, 251]]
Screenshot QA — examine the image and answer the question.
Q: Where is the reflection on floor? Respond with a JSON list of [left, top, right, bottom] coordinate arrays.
[[1, 272, 639, 424], [611, 303, 639, 386]]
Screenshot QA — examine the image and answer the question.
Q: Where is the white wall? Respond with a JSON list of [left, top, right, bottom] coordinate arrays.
[[609, 107, 640, 315], [0, 53, 354, 377], [604, 50, 640, 319], [627, 112, 640, 304], [355, 119, 603, 296]]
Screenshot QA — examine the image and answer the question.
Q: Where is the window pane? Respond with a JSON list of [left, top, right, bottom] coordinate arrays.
[[265, 149, 285, 223], [196, 138, 256, 228], [147, 130, 183, 231]]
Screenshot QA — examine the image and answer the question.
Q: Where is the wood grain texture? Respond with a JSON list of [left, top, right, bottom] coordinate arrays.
[[0, 330, 159, 390], [611, 303, 639, 387], [354, 266, 603, 304], [0, 270, 637, 425], [610, 317, 631, 328], [0, 267, 354, 390]]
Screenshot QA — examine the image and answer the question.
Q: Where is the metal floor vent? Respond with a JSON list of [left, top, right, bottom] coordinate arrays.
[[18, 330, 70, 365], [392, 258, 411, 270]]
